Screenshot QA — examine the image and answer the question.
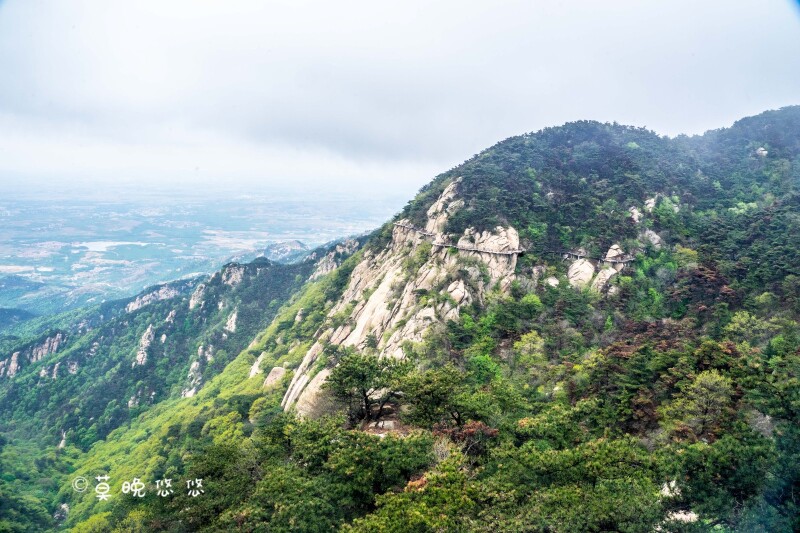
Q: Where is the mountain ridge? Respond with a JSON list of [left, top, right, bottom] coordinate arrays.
[[2, 106, 800, 531]]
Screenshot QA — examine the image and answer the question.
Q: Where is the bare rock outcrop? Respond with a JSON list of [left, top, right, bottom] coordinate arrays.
[[31, 333, 65, 362], [125, 285, 179, 313], [263, 366, 286, 389], [132, 325, 155, 367], [222, 264, 245, 286], [0, 353, 20, 378], [567, 244, 631, 292], [568, 259, 595, 288], [282, 178, 520, 416], [249, 352, 266, 378], [425, 178, 464, 234], [590, 267, 618, 292], [225, 308, 238, 333], [189, 283, 206, 310], [3, 332, 67, 377], [641, 229, 663, 249], [197, 344, 214, 362], [182, 361, 202, 398], [456, 226, 519, 291], [309, 239, 360, 281]]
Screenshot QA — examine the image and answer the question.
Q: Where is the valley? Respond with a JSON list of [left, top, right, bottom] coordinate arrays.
[[0, 192, 401, 317]]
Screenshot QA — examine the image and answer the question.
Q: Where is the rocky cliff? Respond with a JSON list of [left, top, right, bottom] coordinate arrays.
[[282, 178, 520, 415]]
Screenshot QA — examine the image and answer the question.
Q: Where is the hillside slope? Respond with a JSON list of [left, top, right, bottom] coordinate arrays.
[[5, 106, 800, 532]]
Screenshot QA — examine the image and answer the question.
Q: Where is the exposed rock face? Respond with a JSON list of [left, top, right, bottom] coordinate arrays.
[[641, 229, 663, 249], [309, 254, 338, 281], [125, 285, 179, 313], [31, 333, 65, 362], [369, 420, 395, 430], [54, 502, 69, 522], [225, 308, 238, 333], [756, 146, 768, 157], [132, 325, 155, 367], [605, 244, 625, 262], [309, 239, 361, 281], [87, 342, 99, 358], [264, 240, 309, 261], [629, 206, 642, 223], [58, 430, 66, 449], [249, 352, 266, 378], [263, 366, 286, 389], [667, 510, 698, 523], [52, 362, 61, 379], [222, 265, 245, 286], [292, 368, 332, 417], [425, 178, 464, 234], [645, 197, 657, 212], [2, 334, 64, 378], [568, 244, 630, 291], [189, 283, 206, 310], [282, 178, 520, 416], [591, 267, 618, 292], [165, 310, 176, 323], [568, 259, 595, 288], [197, 344, 214, 362], [604, 244, 628, 272], [182, 361, 202, 397], [68, 361, 78, 374], [456, 226, 519, 291], [4, 353, 19, 378], [544, 276, 559, 287]]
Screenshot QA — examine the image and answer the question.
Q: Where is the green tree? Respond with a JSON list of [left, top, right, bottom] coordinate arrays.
[[661, 370, 734, 441], [400, 365, 468, 427], [324, 350, 411, 423]]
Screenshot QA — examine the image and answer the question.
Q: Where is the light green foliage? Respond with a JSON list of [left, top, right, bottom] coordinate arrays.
[[660, 370, 734, 441], [724, 310, 778, 345]]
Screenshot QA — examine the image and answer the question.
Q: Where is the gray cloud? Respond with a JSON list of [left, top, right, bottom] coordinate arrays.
[[0, 0, 798, 198]]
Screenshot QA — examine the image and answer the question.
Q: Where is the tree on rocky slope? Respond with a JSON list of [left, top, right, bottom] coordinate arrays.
[[324, 348, 411, 424]]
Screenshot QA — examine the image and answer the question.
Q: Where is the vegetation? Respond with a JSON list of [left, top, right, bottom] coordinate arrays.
[[1, 107, 800, 531]]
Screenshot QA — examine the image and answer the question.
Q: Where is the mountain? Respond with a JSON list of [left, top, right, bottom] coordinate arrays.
[[0, 308, 35, 332], [3, 107, 800, 532], [262, 240, 311, 263]]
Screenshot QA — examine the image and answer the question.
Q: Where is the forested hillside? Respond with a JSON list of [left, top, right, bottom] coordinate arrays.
[[0, 240, 363, 531], [3, 107, 800, 532]]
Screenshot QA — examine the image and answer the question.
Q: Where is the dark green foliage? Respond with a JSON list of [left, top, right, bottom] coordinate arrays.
[[110, 414, 433, 532], [324, 349, 412, 423]]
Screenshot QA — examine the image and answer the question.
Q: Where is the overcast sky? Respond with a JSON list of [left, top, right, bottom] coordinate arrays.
[[1, 0, 799, 199]]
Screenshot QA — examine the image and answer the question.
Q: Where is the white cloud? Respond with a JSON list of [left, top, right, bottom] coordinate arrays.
[[0, 0, 798, 196]]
